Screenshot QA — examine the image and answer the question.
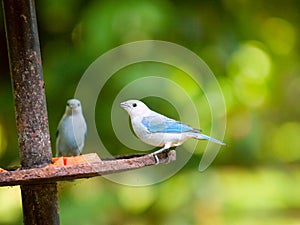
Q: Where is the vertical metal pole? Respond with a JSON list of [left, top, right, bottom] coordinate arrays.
[[2, 0, 59, 224]]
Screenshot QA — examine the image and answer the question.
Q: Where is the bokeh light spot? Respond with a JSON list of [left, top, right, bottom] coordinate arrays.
[[118, 186, 156, 213], [270, 122, 300, 162], [228, 42, 272, 107], [261, 17, 296, 55]]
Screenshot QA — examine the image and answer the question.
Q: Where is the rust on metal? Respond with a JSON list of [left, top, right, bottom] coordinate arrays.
[[0, 151, 176, 187]]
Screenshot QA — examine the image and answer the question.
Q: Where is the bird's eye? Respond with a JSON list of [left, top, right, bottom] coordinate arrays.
[[132, 103, 137, 107]]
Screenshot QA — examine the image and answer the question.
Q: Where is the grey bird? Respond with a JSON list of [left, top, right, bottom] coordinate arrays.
[[56, 99, 87, 157]]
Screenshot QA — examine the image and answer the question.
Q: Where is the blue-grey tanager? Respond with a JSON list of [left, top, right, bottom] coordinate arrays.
[[56, 99, 87, 157], [120, 100, 225, 158]]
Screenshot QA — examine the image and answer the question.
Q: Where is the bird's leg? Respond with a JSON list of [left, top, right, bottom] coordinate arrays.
[[151, 144, 171, 164], [152, 146, 169, 155]]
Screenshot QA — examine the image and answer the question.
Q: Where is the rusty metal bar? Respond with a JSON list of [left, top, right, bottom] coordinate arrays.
[[2, 0, 59, 224], [0, 152, 176, 186]]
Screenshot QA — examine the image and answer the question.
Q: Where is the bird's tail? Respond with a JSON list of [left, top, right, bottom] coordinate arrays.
[[193, 133, 226, 146]]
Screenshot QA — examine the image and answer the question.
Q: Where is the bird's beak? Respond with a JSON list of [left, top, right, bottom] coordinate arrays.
[[120, 102, 128, 109]]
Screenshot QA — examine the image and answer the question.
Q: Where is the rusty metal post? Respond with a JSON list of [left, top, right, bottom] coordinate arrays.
[[2, 0, 59, 224]]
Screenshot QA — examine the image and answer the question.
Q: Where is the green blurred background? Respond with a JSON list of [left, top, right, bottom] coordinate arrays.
[[0, 0, 300, 224]]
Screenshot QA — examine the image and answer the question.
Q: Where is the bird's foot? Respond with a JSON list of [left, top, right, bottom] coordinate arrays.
[[151, 148, 171, 165], [154, 154, 160, 165]]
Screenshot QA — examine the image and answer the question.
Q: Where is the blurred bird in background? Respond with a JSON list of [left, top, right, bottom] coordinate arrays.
[[56, 99, 87, 157]]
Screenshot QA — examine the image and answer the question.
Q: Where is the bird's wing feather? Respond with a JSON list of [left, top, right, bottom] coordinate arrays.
[[141, 115, 199, 133]]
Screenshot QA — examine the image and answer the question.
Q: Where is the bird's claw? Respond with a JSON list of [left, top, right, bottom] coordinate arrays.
[[154, 154, 160, 165], [151, 149, 171, 165]]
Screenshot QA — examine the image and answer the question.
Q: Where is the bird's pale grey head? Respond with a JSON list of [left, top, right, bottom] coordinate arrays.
[[65, 99, 82, 115], [120, 100, 150, 117]]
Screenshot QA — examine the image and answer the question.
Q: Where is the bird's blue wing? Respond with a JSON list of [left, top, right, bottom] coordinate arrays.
[[142, 116, 198, 133]]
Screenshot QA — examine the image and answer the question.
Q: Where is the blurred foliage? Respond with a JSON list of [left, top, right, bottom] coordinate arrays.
[[0, 0, 300, 224]]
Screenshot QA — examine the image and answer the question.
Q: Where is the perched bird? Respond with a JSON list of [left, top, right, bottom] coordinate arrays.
[[120, 100, 225, 159], [56, 99, 87, 157]]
